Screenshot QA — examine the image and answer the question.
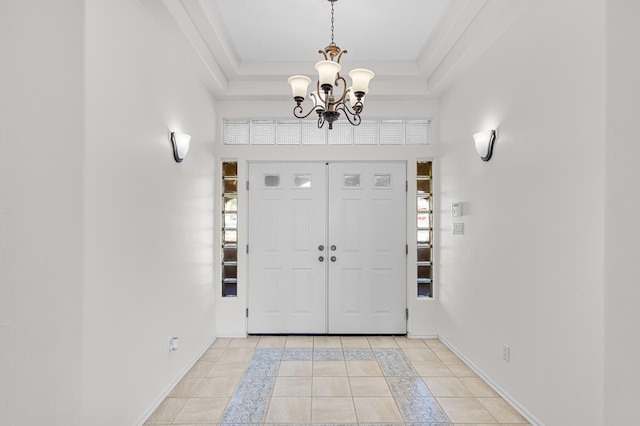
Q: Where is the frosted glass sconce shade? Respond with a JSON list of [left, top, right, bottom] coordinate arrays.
[[473, 129, 496, 161], [348, 69, 375, 95], [288, 75, 312, 100], [315, 60, 341, 90], [170, 131, 191, 163]]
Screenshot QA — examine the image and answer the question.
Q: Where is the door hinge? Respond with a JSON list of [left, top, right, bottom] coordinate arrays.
[[246, 308, 249, 318], [406, 244, 408, 255], [406, 180, 408, 192], [406, 308, 409, 320], [246, 180, 250, 190], [246, 244, 249, 254]]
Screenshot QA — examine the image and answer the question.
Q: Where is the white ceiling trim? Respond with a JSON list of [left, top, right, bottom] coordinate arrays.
[[137, 0, 228, 95], [138, 0, 533, 100], [426, 0, 536, 95], [417, 0, 489, 77], [186, 0, 240, 78]]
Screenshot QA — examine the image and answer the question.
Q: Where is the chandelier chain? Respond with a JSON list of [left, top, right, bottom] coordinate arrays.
[[330, 1, 335, 46], [287, 0, 373, 130]]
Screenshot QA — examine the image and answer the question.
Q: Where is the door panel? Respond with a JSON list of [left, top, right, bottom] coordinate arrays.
[[248, 162, 327, 334], [327, 162, 406, 334]]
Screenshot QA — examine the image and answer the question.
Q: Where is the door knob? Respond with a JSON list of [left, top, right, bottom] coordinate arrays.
[[319, 256, 325, 262], [330, 256, 337, 262], [318, 245, 325, 251], [330, 245, 337, 251]]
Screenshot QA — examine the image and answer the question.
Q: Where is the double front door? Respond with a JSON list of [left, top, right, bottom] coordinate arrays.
[[247, 162, 406, 334]]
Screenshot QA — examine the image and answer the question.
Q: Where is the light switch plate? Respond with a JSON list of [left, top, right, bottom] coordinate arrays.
[[452, 202, 463, 217]]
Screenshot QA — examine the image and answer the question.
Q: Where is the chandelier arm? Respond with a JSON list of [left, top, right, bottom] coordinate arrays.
[[336, 49, 348, 64], [318, 50, 329, 60], [309, 91, 323, 110], [332, 75, 349, 105], [293, 104, 323, 120], [317, 114, 325, 129], [335, 103, 362, 126], [341, 97, 364, 116]]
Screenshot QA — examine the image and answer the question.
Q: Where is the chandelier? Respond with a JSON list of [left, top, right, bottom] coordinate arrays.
[[287, 0, 374, 130]]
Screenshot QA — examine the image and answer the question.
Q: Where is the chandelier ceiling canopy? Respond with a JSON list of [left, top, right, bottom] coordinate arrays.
[[287, 0, 374, 130]]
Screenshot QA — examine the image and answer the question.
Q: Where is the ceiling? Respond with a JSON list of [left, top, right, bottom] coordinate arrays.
[[210, 0, 451, 63], [140, 0, 533, 101]]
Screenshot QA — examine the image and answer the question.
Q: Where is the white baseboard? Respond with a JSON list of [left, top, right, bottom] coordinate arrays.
[[438, 336, 543, 426], [135, 334, 218, 426], [216, 332, 247, 338], [407, 333, 439, 339]]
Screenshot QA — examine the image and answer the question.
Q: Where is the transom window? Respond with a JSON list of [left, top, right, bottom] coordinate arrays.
[[223, 119, 432, 146]]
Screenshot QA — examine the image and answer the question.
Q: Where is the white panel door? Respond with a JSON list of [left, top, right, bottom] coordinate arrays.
[[247, 162, 327, 334], [327, 162, 407, 334], [248, 161, 406, 334]]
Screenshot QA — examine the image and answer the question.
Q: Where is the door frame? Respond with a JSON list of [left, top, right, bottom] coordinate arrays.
[[246, 160, 408, 335]]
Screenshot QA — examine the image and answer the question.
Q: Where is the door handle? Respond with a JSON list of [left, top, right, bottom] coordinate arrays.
[[319, 256, 325, 262], [330, 245, 337, 251], [330, 256, 337, 262], [318, 245, 325, 251]]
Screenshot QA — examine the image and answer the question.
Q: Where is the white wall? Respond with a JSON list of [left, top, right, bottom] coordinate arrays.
[[82, 0, 217, 424], [603, 0, 640, 424], [438, 1, 605, 425], [214, 99, 440, 337], [0, 1, 84, 424]]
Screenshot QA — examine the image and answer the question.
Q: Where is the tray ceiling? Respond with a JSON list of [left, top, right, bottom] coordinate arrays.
[[139, 0, 534, 100]]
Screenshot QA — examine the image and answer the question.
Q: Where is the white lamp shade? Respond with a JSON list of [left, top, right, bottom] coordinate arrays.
[[349, 68, 375, 94], [288, 75, 312, 99], [315, 60, 341, 87], [473, 129, 496, 161], [170, 131, 191, 163]]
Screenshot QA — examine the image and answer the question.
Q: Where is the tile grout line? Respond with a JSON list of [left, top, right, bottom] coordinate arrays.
[[219, 340, 452, 425], [156, 336, 526, 425]]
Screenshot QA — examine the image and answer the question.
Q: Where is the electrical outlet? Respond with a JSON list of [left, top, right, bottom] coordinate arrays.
[[453, 223, 464, 234], [169, 337, 179, 353], [502, 343, 510, 363]]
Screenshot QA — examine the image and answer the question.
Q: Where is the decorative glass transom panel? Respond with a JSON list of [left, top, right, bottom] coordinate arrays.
[[223, 119, 433, 145]]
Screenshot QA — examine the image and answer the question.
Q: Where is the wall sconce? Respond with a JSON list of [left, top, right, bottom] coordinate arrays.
[[473, 129, 496, 162], [170, 131, 191, 163]]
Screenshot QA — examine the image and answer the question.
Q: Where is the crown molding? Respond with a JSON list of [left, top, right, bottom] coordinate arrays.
[[138, 0, 534, 101], [425, 0, 536, 95]]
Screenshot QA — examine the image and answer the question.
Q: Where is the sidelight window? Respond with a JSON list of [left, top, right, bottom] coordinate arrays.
[[222, 161, 238, 297], [417, 161, 433, 298]]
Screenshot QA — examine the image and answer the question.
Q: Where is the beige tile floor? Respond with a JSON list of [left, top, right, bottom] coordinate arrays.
[[146, 336, 529, 425]]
